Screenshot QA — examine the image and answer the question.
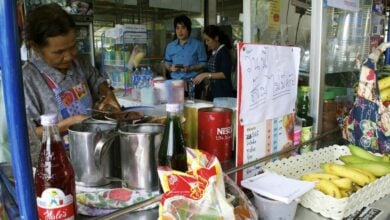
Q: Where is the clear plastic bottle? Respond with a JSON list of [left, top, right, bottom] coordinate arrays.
[[35, 114, 77, 219], [131, 68, 141, 101], [158, 104, 187, 172]]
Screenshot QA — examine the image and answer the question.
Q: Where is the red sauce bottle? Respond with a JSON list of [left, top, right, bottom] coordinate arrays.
[[35, 114, 77, 219]]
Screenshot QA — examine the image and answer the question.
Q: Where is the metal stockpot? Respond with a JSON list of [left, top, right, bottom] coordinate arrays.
[[68, 122, 119, 187], [95, 124, 164, 191]]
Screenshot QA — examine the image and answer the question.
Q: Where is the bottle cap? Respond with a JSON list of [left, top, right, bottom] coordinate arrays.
[[299, 86, 310, 93], [40, 113, 58, 125], [166, 103, 181, 112]]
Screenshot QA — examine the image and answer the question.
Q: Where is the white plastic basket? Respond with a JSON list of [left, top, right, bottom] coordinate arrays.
[[263, 145, 390, 220]]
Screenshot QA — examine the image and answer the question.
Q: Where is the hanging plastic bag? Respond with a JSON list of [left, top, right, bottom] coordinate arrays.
[[343, 42, 390, 153]]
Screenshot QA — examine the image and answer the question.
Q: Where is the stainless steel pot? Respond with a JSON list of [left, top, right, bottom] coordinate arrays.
[[68, 122, 119, 187], [95, 123, 164, 191]]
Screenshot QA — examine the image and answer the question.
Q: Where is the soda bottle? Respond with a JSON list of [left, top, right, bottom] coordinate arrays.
[[158, 104, 188, 172], [35, 114, 77, 219], [297, 86, 314, 153]]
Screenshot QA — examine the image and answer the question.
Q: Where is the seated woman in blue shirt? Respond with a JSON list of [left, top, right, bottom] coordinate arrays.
[[193, 25, 234, 101], [164, 15, 207, 80]]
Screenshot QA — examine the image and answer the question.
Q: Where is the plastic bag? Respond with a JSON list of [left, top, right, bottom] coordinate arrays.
[[343, 42, 390, 153], [158, 148, 257, 220]]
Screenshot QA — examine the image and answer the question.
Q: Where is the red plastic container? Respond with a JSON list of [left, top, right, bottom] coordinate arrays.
[[198, 107, 233, 162]]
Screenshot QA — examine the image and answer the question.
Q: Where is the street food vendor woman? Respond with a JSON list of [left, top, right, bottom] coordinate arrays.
[[22, 3, 121, 138]]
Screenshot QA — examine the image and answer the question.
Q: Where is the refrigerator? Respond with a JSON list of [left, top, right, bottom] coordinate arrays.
[[74, 15, 95, 67], [23, 2, 95, 66]]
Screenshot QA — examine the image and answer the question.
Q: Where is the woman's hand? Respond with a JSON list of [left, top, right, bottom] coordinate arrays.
[[35, 115, 89, 139], [193, 72, 209, 85], [181, 66, 191, 73], [57, 114, 89, 134], [170, 65, 180, 72], [36, 114, 89, 138]]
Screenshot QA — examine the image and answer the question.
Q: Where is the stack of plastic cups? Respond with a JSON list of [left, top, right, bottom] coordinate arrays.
[[153, 77, 167, 104], [165, 80, 185, 107]]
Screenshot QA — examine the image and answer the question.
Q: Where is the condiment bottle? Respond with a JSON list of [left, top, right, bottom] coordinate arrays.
[[158, 104, 188, 172], [293, 114, 302, 153], [297, 86, 314, 154], [322, 89, 337, 141], [35, 113, 77, 219]]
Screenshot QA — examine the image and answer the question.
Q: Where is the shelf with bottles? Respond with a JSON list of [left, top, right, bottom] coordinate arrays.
[[101, 28, 148, 92]]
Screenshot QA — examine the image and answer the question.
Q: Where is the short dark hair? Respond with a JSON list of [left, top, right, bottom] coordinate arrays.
[[174, 14, 192, 36], [24, 3, 76, 49], [203, 25, 232, 49]]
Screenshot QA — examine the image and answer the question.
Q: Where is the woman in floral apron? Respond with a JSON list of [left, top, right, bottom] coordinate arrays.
[[22, 4, 121, 138]]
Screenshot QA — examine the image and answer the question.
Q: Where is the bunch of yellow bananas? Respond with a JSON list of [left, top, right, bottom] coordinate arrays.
[[340, 144, 390, 177], [300, 144, 390, 199], [300, 163, 374, 199]]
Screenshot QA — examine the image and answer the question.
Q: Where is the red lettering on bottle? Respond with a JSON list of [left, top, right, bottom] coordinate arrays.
[[38, 202, 75, 220]]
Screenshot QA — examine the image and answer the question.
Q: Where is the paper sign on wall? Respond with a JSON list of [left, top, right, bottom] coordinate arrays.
[[239, 45, 300, 125], [235, 43, 297, 184]]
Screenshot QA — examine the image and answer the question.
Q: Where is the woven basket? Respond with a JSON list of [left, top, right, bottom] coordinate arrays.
[[263, 145, 390, 220]]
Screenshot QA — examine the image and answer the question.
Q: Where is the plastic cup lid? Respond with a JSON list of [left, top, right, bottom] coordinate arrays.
[[40, 113, 58, 125], [166, 103, 181, 112]]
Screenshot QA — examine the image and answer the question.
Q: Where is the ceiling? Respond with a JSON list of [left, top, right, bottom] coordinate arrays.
[[93, 0, 205, 24], [93, 0, 243, 25]]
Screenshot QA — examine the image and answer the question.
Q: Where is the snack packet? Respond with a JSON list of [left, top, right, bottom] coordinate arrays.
[[158, 148, 257, 220]]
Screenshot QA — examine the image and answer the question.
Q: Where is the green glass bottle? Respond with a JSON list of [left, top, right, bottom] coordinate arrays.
[[297, 86, 314, 153], [158, 104, 188, 172]]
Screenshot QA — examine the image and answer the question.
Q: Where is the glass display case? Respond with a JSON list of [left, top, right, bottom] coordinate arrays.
[[303, 0, 388, 148], [100, 25, 148, 92], [243, 0, 379, 142], [74, 16, 95, 67]]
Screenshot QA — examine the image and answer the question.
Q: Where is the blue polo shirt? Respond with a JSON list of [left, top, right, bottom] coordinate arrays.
[[164, 37, 207, 80]]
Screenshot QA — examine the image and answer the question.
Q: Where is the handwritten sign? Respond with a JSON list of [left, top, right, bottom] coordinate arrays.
[[235, 43, 297, 184], [239, 44, 300, 125]]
